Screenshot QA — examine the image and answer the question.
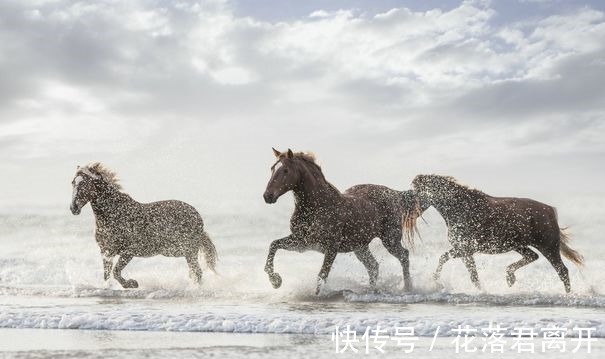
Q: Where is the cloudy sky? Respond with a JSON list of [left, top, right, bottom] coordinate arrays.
[[1, 0, 604, 212]]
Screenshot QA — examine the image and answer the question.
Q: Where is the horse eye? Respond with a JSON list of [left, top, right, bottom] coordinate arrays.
[[284, 169, 289, 174]]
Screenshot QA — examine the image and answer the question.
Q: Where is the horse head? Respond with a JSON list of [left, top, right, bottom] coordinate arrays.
[[263, 148, 300, 204], [71, 167, 99, 215], [70, 162, 121, 215]]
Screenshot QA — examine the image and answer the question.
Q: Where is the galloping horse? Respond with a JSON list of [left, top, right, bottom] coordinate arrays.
[[404, 174, 583, 293], [263, 148, 418, 294], [70, 163, 217, 288]]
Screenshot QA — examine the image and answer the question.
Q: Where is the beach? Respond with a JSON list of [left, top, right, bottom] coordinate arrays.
[[1, 199, 604, 358]]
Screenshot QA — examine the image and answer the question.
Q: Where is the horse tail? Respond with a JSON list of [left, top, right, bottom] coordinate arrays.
[[551, 207, 583, 266], [401, 190, 422, 250], [199, 231, 218, 273], [559, 227, 584, 266]]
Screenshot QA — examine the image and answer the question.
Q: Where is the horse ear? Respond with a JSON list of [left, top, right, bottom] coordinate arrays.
[[272, 147, 281, 158], [286, 149, 294, 158]]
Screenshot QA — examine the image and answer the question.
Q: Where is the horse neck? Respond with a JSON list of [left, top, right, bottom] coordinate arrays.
[[292, 163, 341, 209], [90, 183, 136, 219], [429, 185, 485, 223]]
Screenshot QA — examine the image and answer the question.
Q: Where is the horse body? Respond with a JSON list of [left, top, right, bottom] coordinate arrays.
[[436, 194, 563, 256], [71, 163, 217, 289], [263, 149, 414, 294], [407, 174, 583, 293], [345, 184, 418, 236], [288, 188, 382, 253], [94, 196, 207, 258]]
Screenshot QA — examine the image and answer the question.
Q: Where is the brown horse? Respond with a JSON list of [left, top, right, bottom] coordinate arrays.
[[263, 148, 418, 294], [70, 163, 217, 288], [404, 174, 583, 293]]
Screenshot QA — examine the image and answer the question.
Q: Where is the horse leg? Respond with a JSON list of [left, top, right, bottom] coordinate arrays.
[[434, 248, 460, 281], [185, 253, 203, 285], [538, 247, 571, 293], [103, 256, 113, 281], [381, 236, 412, 291], [506, 247, 539, 287], [461, 255, 481, 290], [354, 246, 379, 287], [264, 235, 299, 289], [316, 248, 338, 295], [113, 254, 138, 288]]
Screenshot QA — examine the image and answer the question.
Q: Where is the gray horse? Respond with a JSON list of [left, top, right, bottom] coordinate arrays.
[[70, 163, 217, 288]]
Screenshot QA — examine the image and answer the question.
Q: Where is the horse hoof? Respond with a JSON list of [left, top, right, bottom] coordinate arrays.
[[316, 277, 326, 295], [269, 273, 282, 289], [123, 279, 139, 289], [506, 273, 516, 287]]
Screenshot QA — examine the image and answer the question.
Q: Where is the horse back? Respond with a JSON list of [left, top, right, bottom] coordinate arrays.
[[142, 199, 204, 233], [488, 195, 558, 230], [96, 198, 205, 257], [487, 196, 556, 218], [288, 186, 383, 252], [345, 184, 406, 226]]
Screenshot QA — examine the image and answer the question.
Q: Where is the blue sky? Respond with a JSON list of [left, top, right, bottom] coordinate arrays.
[[0, 0, 604, 210]]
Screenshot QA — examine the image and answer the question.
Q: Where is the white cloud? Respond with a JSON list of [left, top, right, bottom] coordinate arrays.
[[0, 0, 605, 207]]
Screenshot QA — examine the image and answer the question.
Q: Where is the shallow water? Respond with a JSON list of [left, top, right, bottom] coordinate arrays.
[[1, 196, 604, 357], [1, 329, 603, 359]]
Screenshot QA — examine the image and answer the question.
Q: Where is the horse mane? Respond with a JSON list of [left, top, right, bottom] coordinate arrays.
[[281, 151, 340, 193], [291, 151, 317, 164], [80, 162, 123, 190], [403, 174, 488, 242], [438, 175, 487, 199]]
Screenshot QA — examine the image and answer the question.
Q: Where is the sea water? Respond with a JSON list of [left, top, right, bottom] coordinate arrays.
[[0, 194, 604, 357]]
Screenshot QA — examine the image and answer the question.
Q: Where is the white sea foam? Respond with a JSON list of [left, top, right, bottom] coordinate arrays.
[[2, 285, 604, 308], [0, 305, 603, 337], [1, 206, 605, 341], [343, 291, 605, 308]]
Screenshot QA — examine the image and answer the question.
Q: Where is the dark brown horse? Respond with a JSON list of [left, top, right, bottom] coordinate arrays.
[[404, 174, 583, 293], [263, 148, 417, 294], [70, 163, 217, 288]]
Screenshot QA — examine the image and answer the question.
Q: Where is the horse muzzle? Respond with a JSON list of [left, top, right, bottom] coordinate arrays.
[[70, 203, 82, 215], [263, 191, 277, 204]]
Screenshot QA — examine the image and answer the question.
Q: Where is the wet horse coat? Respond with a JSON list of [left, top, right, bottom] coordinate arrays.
[[406, 174, 583, 293], [263, 149, 416, 293], [70, 163, 217, 288]]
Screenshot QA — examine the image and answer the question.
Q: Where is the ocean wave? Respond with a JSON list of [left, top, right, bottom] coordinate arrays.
[[342, 290, 605, 308], [0, 285, 226, 300], [1, 285, 604, 337], [3, 285, 605, 308], [0, 307, 603, 337]]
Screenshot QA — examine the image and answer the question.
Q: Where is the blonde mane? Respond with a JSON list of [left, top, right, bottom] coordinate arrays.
[[79, 162, 122, 190], [293, 151, 317, 163], [288, 151, 324, 174], [278, 151, 318, 164]]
